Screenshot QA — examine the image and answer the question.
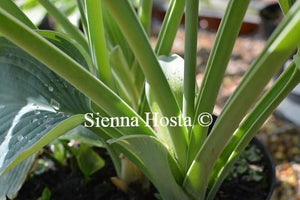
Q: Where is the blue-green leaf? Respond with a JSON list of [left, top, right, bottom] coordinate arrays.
[[76, 144, 105, 179], [0, 155, 36, 200], [60, 126, 105, 148], [108, 135, 188, 200], [0, 34, 91, 197], [145, 54, 184, 151]]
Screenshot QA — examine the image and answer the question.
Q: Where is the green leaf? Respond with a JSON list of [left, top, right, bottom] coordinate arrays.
[[18, 2, 46, 26], [278, 0, 296, 14], [51, 141, 67, 165], [38, 187, 51, 200], [145, 54, 184, 151], [294, 54, 300, 70], [0, 8, 158, 139], [0, 36, 90, 175], [0, 155, 36, 200], [138, 0, 153, 35], [18, 0, 77, 26], [158, 54, 184, 108], [85, 0, 114, 89], [76, 144, 105, 179], [189, 0, 250, 166], [155, 0, 186, 55], [108, 135, 189, 200], [60, 126, 105, 148], [109, 46, 139, 108], [102, 0, 189, 169], [0, 29, 92, 197], [184, 1, 300, 198], [36, 30, 95, 74], [129, 0, 141, 8], [102, 5, 135, 68], [38, 0, 88, 51], [76, 0, 88, 34], [0, 0, 36, 29], [183, 0, 199, 120]]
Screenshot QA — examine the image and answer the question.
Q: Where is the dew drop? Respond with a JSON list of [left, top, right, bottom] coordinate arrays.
[[17, 135, 24, 141], [31, 118, 38, 123], [63, 82, 68, 88], [0, 105, 5, 109], [50, 99, 60, 110], [34, 110, 41, 115], [45, 124, 51, 129], [48, 86, 54, 92], [56, 112, 64, 116]]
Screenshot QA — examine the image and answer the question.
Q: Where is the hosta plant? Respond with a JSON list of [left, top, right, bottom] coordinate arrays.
[[0, 0, 300, 199]]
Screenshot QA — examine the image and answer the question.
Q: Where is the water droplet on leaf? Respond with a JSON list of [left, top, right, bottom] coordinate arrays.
[[48, 86, 54, 92], [50, 99, 60, 110], [17, 135, 24, 141], [45, 124, 51, 129], [63, 82, 68, 88], [31, 118, 38, 123], [34, 110, 41, 115]]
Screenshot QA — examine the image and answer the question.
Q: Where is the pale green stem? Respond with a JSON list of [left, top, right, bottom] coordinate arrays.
[[0, 0, 36, 29], [85, 0, 114, 89], [138, 0, 153, 35], [76, 0, 88, 36], [155, 0, 186, 55], [38, 0, 88, 51], [183, 0, 199, 119], [188, 0, 250, 167]]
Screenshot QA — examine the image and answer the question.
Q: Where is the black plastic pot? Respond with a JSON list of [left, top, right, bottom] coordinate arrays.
[[250, 137, 276, 200], [259, 3, 283, 38], [214, 137, 275, 200], [208, 115, 275, 200]]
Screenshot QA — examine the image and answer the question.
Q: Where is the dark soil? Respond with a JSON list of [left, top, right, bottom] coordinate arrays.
[[214, 139, 275, 200], [215, 178, 268, 200], [17, 140, 274, 200], [16, 149, 156, 200]]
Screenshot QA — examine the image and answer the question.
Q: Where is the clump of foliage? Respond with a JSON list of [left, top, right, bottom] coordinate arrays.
[[0, 0, 299, 199]]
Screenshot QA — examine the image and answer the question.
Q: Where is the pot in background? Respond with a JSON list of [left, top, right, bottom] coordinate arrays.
[[259, 3, 283, 38], [209, 116, 275, 200], [152, 1, 259, 34], [214, 137, 275, 200]]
